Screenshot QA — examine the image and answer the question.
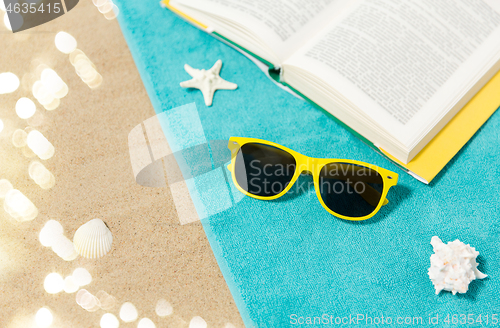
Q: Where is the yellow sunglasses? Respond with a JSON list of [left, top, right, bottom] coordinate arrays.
[[227, 137, 399, 221]]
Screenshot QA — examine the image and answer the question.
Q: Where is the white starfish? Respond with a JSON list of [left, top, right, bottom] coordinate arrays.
[[180, 60, 238, 106]]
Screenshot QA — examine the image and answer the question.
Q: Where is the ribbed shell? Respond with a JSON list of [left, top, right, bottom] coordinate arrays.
[[73, 219, 113, 259]]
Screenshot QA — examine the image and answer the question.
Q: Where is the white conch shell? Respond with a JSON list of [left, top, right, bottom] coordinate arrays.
[[73, 219, 113, 259], [428, 236, 486, 295]]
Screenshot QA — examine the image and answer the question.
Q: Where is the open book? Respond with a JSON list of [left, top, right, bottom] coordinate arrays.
[[163, 0, 500, 183]]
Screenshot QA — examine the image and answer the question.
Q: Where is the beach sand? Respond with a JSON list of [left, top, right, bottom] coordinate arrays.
[[0, 1, 242, 327]]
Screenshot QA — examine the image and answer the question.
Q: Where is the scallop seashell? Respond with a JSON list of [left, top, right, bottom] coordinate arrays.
[[73, 219, 113, 259]]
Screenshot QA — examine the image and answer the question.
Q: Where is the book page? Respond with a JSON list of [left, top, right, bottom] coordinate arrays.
[[284, 0, 500, 146], [173, 0, 351, 62]]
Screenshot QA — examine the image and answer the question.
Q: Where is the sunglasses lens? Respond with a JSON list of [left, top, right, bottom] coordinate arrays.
[[319, 163, 384, 218], [234, 143, 296, 197]]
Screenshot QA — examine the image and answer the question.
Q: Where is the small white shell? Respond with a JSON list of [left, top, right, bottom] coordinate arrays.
[[73, 219, 113, 259], [428, 236, 486, 295]]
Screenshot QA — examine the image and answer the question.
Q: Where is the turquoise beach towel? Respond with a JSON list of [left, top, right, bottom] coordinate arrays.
[[115, 1, 500, 327]]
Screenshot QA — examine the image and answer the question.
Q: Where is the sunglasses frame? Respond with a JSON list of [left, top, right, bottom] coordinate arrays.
[[227, 137, 399, 221]]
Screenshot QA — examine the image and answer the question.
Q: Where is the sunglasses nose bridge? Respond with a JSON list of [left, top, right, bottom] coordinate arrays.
[[296, 157, 319, 176]]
